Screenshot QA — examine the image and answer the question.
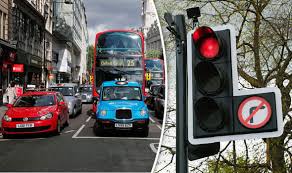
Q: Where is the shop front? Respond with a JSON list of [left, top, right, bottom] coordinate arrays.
[[0, 41, 17, 105], [26, 56, 43, 87], [14, 50, 43, 89]]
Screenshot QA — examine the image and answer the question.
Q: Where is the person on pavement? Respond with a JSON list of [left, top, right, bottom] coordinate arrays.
[[5, 82, 17, 104]]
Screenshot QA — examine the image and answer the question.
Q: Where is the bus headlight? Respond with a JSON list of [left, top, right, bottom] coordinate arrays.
[[100, 110, 107, 116]]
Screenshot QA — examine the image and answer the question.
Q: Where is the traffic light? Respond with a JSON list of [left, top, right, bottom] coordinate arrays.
[[187, 25, 283, 145]]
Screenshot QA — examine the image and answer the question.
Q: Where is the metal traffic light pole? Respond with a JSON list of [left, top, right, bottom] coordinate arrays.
[[174, 15, 188, 173], [164, 13, 188, 173]]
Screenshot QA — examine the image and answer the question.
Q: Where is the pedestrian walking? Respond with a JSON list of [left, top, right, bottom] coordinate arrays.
[[4, 82, 17, 104]]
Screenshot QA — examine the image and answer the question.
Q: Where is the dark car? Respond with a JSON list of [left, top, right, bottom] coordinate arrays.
[[153, 85, 165, 119], [145, 84, 161, 110], [79, 85, 93, 103]]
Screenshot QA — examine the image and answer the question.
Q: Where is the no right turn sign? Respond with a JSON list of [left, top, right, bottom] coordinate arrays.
[[238, 96, 272, 129]]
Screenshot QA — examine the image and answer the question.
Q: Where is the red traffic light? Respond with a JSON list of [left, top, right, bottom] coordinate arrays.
[[192, 26, 220, 59]]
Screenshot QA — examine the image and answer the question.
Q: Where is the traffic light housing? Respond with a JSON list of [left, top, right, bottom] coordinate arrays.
[[187, 25, 283, 145]]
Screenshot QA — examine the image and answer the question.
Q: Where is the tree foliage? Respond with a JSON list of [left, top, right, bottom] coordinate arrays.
[[146, 49, 163, 59], [87, 45, 94, 72], [154, 0, 292, 172]]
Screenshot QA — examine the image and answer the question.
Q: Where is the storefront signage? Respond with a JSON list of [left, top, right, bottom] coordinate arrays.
[[12, 64, 24, 72]]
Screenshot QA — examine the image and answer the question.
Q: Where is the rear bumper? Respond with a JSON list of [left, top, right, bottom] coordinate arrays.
[[95, 119, 149, 131]]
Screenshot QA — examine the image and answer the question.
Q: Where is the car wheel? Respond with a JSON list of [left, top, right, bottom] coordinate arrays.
[[2, 134, 10, 139], [79, 104, 82, 114], [64, 119, 69, 127], [154, 108, 159, 118], [54, 118, 61, 135], [73, 106, 77, 117], [140, 126, 149, 137], [159, 106, 164, 119]]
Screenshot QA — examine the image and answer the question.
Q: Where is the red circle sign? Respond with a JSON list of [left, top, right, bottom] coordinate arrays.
[[238, 96, 272, 129]]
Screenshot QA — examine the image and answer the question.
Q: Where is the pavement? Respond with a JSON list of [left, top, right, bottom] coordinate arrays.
[[0, 106, 7, 128], [0, 104, 162, 172]]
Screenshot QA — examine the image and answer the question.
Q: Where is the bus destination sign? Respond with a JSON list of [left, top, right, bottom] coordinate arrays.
[[99, 59, 138, 67]]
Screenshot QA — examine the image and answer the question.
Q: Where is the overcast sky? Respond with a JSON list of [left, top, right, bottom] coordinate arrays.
[[84, 0, 142, 45]]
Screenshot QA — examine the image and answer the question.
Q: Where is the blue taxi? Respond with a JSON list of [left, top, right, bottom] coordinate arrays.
[[93, 81, 149, 137]]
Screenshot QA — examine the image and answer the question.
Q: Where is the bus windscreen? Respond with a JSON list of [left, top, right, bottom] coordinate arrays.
[[96, 32, 142, 54]]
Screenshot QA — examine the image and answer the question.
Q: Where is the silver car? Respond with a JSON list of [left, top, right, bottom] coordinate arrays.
[[79, 85, 93, 103], [49, 83, 82, 117]]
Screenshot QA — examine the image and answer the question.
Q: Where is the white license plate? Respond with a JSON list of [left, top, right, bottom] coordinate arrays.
[[114, 123, 133, 128], [16, 123, 34, 128]]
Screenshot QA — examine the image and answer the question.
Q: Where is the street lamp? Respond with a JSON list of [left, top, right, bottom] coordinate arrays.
[[43, 3, 49, 87]]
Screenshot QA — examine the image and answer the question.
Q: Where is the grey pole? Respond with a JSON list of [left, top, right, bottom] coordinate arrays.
[[174, 15, 188, 173]]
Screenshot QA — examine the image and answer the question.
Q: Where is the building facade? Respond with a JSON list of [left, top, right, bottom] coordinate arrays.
[[80, 4, 88, 84], [52, 0, 88, 84], [141, 0, 162, 58], [10, 0, 51, 88], [141, 0, 156, 38], [26, 0, 53, 87], [146, 20, 162, 52], [0, 0, 17, 105]]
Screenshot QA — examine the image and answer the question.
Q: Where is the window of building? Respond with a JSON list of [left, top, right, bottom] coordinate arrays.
[[0, 12, 2, 39], [3, 13, 7, 40]]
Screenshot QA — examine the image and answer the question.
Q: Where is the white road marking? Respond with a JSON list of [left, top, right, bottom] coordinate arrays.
[[149, 143, 159, 153], [62, 130, 76, 134], [72, 124, 85, 138], [149, 116, 162, 130], [156, 124, 162, 130], [73, 136, 160, 140], [149, 117, 155, 123], [85, 116, 91, 122]]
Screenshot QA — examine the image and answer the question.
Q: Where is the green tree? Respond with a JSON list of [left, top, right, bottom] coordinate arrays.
[[154, 0, 292, 172], [146, 49, 163, 59], [87, 45, 94, 72]]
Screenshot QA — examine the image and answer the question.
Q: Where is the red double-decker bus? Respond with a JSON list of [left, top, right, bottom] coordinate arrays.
[[145, 58, 165, 88], [92, 30, 146, 100]]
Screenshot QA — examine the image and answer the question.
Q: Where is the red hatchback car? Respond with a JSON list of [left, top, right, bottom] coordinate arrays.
[[1, 91, 69, 138]]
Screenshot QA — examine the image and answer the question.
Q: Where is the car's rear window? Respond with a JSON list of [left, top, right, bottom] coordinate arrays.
[[50, 87, 74, 96]]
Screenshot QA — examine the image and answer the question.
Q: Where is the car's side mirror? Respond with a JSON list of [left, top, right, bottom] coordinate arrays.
[[59, 101, 66, 106], [6, 104, 13, 108]]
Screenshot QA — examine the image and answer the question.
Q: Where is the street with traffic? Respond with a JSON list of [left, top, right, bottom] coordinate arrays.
[[0, 103, 162, 172]]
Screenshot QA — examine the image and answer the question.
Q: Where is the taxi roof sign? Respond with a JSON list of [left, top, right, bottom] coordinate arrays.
[[115, 81, 128, 85]]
